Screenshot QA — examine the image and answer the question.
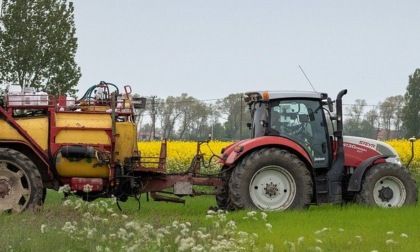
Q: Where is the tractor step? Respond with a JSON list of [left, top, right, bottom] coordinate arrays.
[[315, 175, 329, 204]]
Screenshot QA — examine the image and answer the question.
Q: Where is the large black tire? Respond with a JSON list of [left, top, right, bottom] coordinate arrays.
[[0, 148, 43, 213], [215, 166, 232, 209], [355, 162, 418, 207], [229, 148, 313, 211]]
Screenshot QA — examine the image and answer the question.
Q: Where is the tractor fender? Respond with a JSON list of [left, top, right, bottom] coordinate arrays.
[[347, 154, 390, 192], [223, 136, 312, 167]]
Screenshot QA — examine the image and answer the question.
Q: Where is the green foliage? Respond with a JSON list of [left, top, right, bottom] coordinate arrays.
[[217, 93, 249, 140], [402, 68, 420, 138], [344, 99, 379, 138], [344, 117, 378, 139], [0, 0, 81, 96]]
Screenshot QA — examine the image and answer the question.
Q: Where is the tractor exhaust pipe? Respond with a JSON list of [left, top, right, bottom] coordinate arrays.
[[327, 89, 347, 203]]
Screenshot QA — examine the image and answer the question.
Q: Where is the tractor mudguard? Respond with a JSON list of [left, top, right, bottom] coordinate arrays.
[[347, 154, 391, 192], [223, 136, 312, 167]]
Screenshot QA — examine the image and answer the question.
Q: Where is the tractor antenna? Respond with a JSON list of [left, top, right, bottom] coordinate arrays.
[[299, 65, 316, 92]]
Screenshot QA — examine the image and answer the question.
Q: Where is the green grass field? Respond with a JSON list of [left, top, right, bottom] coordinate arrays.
[[1, 174, 419, 251]]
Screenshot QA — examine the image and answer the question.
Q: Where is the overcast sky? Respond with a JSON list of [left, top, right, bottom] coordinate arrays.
[[71, 1, 420, 107]]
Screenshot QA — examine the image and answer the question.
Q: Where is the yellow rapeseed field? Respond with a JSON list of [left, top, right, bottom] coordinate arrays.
[[138, 139, 420, 173], [386, 139, 420, 170], [138, 140, 232, 173]]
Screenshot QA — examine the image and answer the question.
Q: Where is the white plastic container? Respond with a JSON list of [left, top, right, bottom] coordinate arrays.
[[22, 87, 37, 106], [22, 93, 37, 106], [36, 91, 49, 106], [8, 84, 22, 93], [7, 92, 22, 106]]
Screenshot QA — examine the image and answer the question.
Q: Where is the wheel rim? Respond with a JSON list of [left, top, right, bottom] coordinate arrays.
[[249, 165, 296, 211], [373, 176, 406, 207], [0, 161, 31, 212]]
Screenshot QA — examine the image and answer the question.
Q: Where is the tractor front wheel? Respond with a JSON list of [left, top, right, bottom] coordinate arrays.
[[0, 148, 43, 213], [215, 166, 232, 210], [355, 163, 418, 207], [229, 148, 313, 211]]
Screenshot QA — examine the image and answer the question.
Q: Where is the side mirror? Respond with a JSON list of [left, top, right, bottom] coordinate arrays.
[[327, 97, 334, 112], [132, 97, 146, 109]]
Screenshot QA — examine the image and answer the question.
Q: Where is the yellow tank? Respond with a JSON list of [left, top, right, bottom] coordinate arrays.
[[55, 113, 112, 145], [55, 151, 109, 178], [0, 116, 49, 151]]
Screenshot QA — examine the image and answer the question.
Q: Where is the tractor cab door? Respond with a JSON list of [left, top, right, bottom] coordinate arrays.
[[269, 99, 331, 168]]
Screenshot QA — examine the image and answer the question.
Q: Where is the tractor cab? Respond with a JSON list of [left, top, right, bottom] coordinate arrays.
[[245, 91, 335, 168]]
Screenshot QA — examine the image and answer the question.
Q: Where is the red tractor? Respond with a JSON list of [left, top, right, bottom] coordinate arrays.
[[216, 89, 418, 210]]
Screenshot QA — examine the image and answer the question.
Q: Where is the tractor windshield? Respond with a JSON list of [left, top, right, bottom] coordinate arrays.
[[250, 98, 330, 168]]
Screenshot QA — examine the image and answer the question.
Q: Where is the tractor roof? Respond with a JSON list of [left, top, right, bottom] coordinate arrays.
[[244, 90, 328, 103]]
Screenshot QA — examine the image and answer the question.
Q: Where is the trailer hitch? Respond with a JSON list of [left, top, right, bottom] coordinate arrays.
[[150, 191, 185, 204]]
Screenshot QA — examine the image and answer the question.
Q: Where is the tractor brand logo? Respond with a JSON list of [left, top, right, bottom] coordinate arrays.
[[314, 157, 326, 162], [344, 143, 367, 153], [358, 140, 376, 148]]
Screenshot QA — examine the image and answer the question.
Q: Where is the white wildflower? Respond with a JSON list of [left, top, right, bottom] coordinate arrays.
[[125, 221, 141, 231], [87, 228, 95, 239], [206, 210, 216, 215], [117, 228, 128, 240], [265, 243, 274, 252], [63, 199, 72, 207], [58, 184, 71, 194], [99, 200, 108, 208], [355, 235, 362, 242], [400, 233, 409, 238], [172, 220, 179, 228], [126, 244, 139, 252], [226, 220, 236, 229], [315, 246, 323, 252], [247, 211, 257, 217], [315, 239, 323, 244], [297, 236, 305, 245], [191, 244, 205, 252], [62, 221, 77, 233], [178, 237, 195, 251], [83, 184, 93, 193], [261, 212, 268, 221], [40, 224, 47, 234], [386, 239, 397, 245], [284, 241, 296, 252], [386, 231, 394, 235], [265, 223, 272, 233]]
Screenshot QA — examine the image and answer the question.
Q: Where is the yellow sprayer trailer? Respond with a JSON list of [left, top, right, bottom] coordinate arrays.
[[0, 82, 224, 212]]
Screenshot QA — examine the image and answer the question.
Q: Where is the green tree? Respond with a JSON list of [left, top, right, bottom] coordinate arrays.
[[0, 0, 81, 95], [217, 93, 246, 140], [402, 68, 420, 138], [379, 96, 403, 140]]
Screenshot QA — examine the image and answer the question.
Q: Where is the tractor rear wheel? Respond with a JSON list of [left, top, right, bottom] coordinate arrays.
[[0, 148, 43, 213], [355, 163, 418, 207], [229, 148, 313, 211]]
